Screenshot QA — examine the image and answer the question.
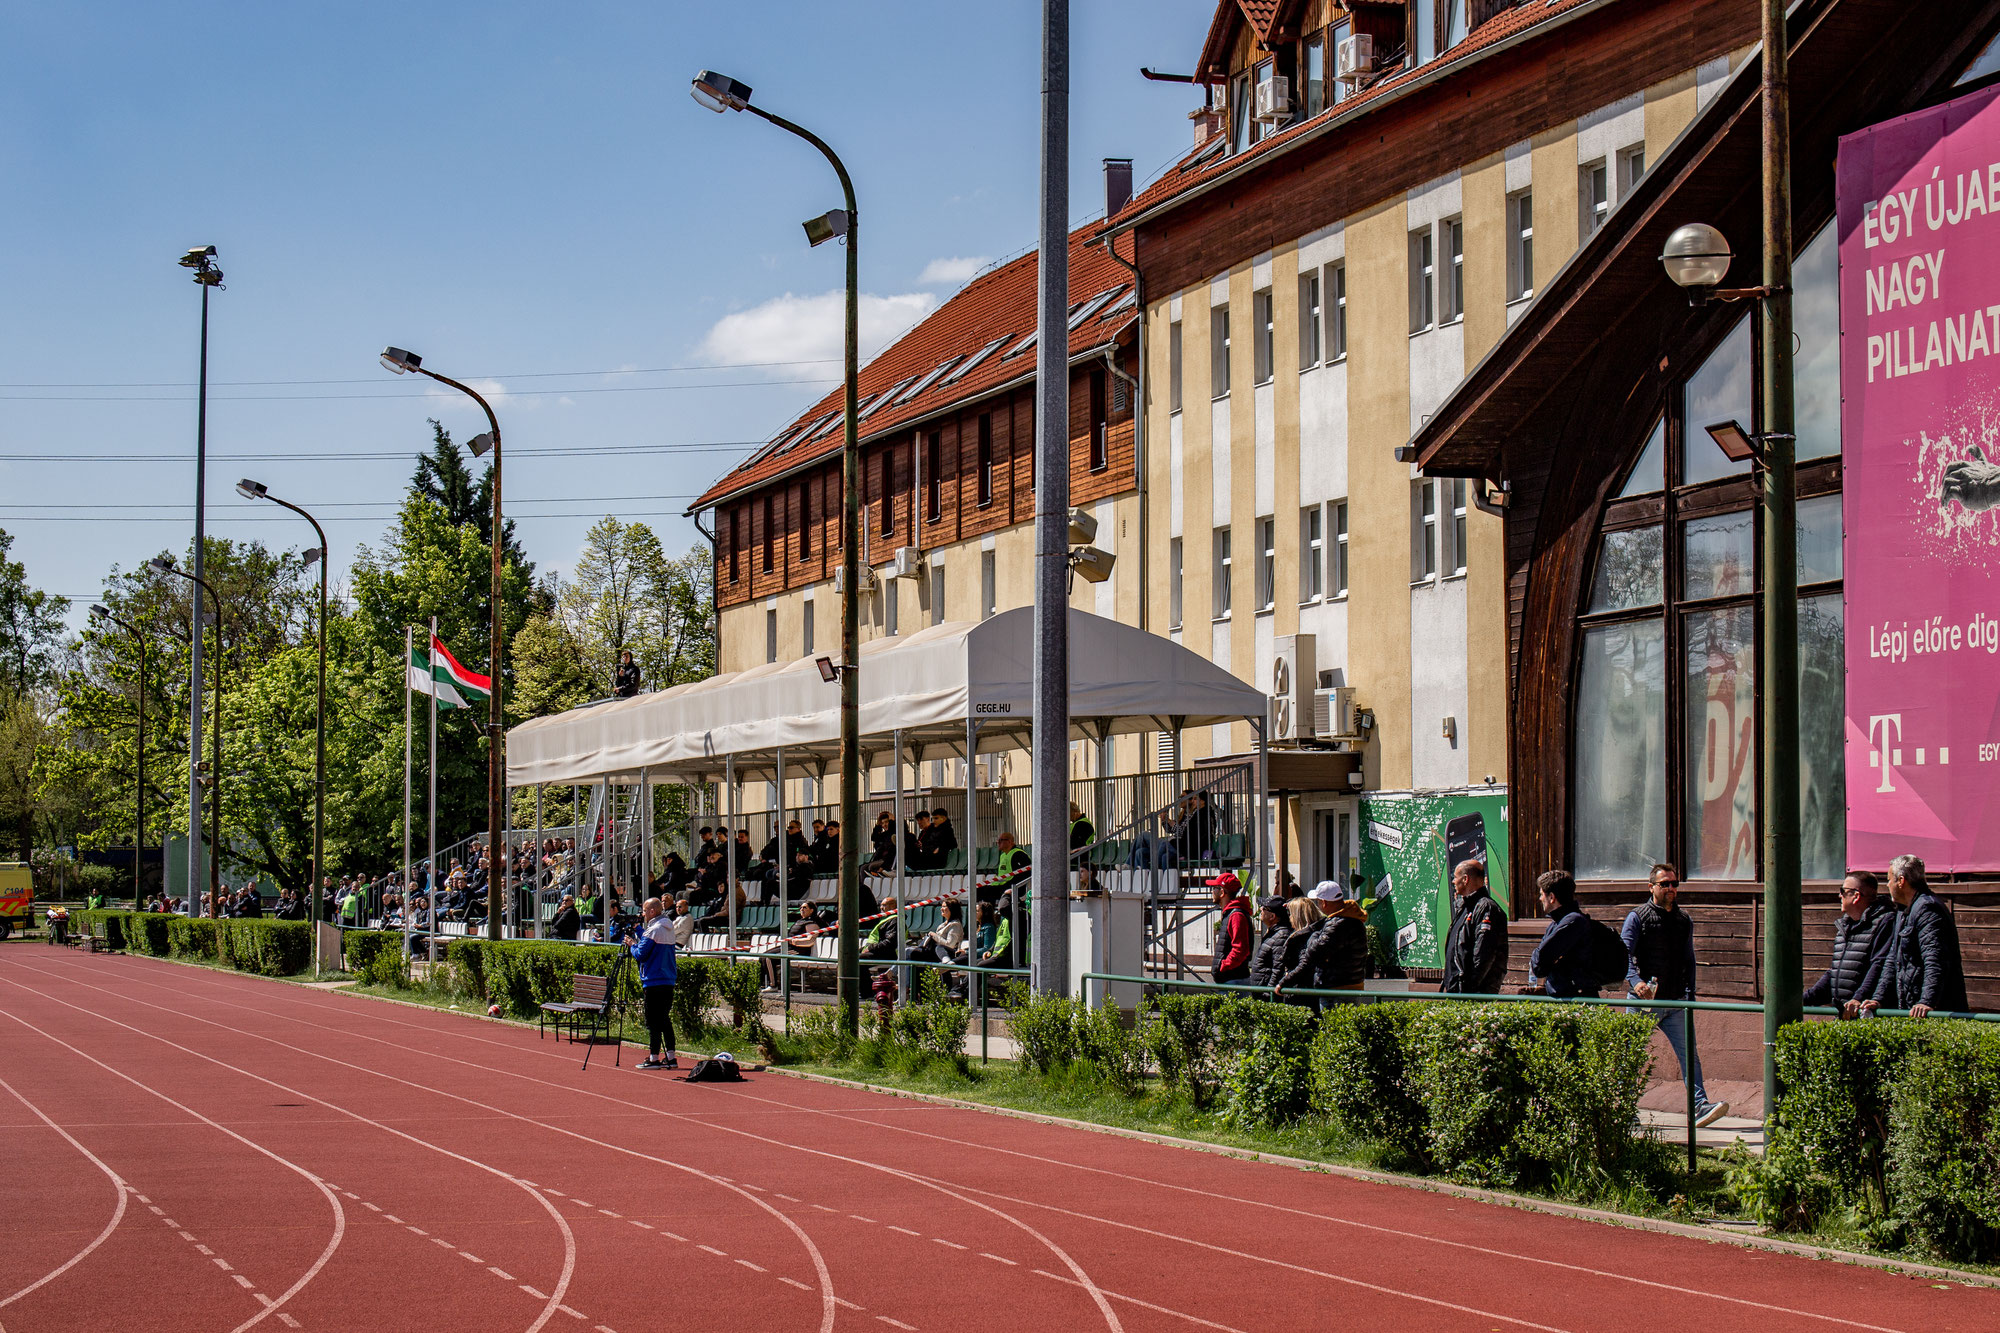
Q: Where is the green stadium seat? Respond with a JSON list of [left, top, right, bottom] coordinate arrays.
[[975, 847, 999, 874], [941, 847, 968, 874]]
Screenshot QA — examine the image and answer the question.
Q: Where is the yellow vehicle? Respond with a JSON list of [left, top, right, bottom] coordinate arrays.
[[0, 863, 31, 941]]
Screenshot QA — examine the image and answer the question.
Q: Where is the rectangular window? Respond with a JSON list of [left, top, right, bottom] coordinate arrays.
[[1168, 320, 1183, 412], [1416, 0, 1436, 63], [1412, 480, 1438, 582], [1619, 143, 1646, 193], [1300, 505, 1324, 602], [885, 579, 899, 636], [1684, 604, 1757, 879], [762, 495, 775, 572], [1574, 618, 1667, 878], [728, 509, 741, 583], [1441, 217, 1464, 323], [976, 414, 994, 507], [1409, 227, 1435, 333], [765, 608, 777, 664], [1332, 500, 1349, 596], [803, 599, 814, 654], [1169, 537, 1184, 630], [798, 481, 812, 560], [1299, 270, 1322, 368], [980, 550, 996, 620], [1256, 515, 1276, 611], [1213, 527, 1232, 618], [1230, 71, 1252, 153], [1448, 479, 1468, 576], [1508, 190, 1535, 301], [879, 452, 896, 538], [1089, 369, 1109, 472], [1210, 305, 1230, 395], [1253, 288, 1274, 385], [930, 564, 945, 626], [1330, 19, 1351, 104], [925, 431, 941, 521], [1329, 264, 1347, 358], [1250, 59, 1271, 143], [1302, 32, 1325, 118], [1580, 160, 1609, 240]]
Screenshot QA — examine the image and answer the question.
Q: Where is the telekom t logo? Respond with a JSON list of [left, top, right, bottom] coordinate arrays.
[[1870, 713, 1903, 792]]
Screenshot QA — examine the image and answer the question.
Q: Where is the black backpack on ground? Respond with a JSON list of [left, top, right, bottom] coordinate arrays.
[[684, 1054, 746, 1083], [1583, 915, 1632, 991]]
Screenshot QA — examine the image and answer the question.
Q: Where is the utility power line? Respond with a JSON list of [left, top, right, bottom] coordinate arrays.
[[2, 376, 837, 402], [0, 357, 842, 389]]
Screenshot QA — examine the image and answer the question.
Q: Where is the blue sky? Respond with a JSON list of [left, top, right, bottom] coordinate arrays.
[[0, 1, 1216, 624]]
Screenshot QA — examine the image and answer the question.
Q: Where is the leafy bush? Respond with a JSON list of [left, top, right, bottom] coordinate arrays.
[[1010, 987, 1087, 1074], [792, 1001, 858, 1064], [71, 909, 310, 977], [1887, 1023, 2000, 1261], [363, 943, 409, 989], [344, 930, 405, 980], [886, 972, 972, 1071], [1311, 1002, 1426, 1160], [1073, 1000, 1148, 1096], [1147, 993, 1230, 1108], [1217, 998, 1316, 1129], [671, 958, 721, 1040], [215, 920, 310, 976], [166, 915, 218, 961]]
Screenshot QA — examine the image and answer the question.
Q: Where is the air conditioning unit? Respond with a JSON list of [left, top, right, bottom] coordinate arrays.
[[1336, 33, 1375, 84], [1273, 634, 1317, 741], [1314, 686, 1359, 740], [1254, 74, 1291, 123], [890, 546, 924, 580], [832, 565, 876, 595]]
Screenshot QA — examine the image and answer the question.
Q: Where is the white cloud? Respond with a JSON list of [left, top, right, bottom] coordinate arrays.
[[918, 255, 990, 285], [697, 289, 937, 370]]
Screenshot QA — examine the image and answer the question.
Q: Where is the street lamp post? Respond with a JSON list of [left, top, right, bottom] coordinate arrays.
[[90, 605, 146, 909], [693, 68, 866, 1035], [237, 480, 329, 967], [177, 245, 222, 918], [150, 556, 224, 917], [379, 347, 506, 942], [1656, 0, 1797, 1116]]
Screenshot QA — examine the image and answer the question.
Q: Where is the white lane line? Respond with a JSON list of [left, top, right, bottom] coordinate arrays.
[[888, 1225, 921, 1236], [147, 1205, 163, 1216], [135, 1194, 151, 1204], [489, 1267, 516, 1281], [570, 1199, 593, 1209], [775, 1193, 800, 1202], [740, 1182, 766, 1192], [178, 1232, 195, 1242], [459, 1251, 482, 1262], [980, 1253, 1017, 1266], [196, 1244, 215, 1256], [557, 1306, 586, 1320], [160, 1218, 179, 1229], [812, 1203, 837, 1213], [598, 1209, 620, 1218], [213, 1258, 234, 1272], [697, 1244, 727, 1257], [660, 1231, 687, 1242], [383, 1214, 403, 1224], [877, 1319, 918, 1331], [779, 1277, 813, 1291], [1033, 1268, 1252, 1333], [430, 1237, 454, 1249], [735, 1260, 767, 1273], [255, 1294, 273, 1307], [931, 1238, 967, 1251], [834, 1297, 865, 1312], [628, 1220, 652, 1229], [277, 1316, 300, 1329], [231, 1275, 255, 1290], [406, 1225, 428, 1236], [362, 1201, 381, 1212], [522, 1285, 549, 1300], [849, 1214, 877, 1224], [596, 1326, 617, 1333]]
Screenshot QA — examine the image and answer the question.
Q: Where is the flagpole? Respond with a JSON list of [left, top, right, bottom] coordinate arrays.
[[428, 613, 439, 967], [403, 624, 414, 967]]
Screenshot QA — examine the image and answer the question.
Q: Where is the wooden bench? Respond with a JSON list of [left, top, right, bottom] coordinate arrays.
[[539, 972, 611, 1044]]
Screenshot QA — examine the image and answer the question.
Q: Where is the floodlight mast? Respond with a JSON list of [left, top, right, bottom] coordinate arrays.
[[91, 604, 147, 909], [693, 67, 866, 1035], [150, 554, 224, 916], [178, 244, 221, 917]]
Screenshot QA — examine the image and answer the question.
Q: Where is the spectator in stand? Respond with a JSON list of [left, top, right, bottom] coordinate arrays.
[[651, 849, 690, 900], [813, 821, 842, 874], [694, 826, 718, 868], [1524, 870, 1601, 998], [1210, 873, 1253, 984], [1275, 881, 1368, 1007], [756, 820, 810, 900], [1174, 792, 1216, 864], [1855, 854, 1968, 1019], [627, 897, 678, 1070], [613, 650, 642, 699], [1441, 859, 1508, 995], [1126, 805, 1180, 871], [731, 827, 755, 878], [236, 886, 264, 919], [1068, 801, 1095, 858], [1246, 896, 1293, 988], [963, 898, 1010, 971], [338, 881, 365, 927], [984, 831, 1031, 903], [1805, 871, 1895, 1012], [807, 819, 828, 865], [916, 899, 965, 964], [694, 881, 748, 933], [762, 900, 827, 989], [862, 812, 898, 878], [1621, 864, 1729, 1128], [859, 897, 904, 982], [672, 898, 695, 949], [925, 808, 959, 865], [689, 844, 728, 907], [903, 810, 935, 872], [548, 893, 581, 941]]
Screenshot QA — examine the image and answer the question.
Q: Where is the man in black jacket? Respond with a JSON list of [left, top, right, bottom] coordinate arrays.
[[1246, 896, 1293, 987], [1441, 859, 1507, 994], [1621, 864, 1728, 1128], [1856, 854, 1968, 1019], [613, 651, 641, 698], [1524, 871, 1601, 998], [1804, 871, 1895, 1011], [1276, 881, 1368, 1007]]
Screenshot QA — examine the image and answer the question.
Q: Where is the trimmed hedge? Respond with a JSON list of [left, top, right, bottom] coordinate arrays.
[[1756, 1018, 2000, 1261], [431, 939, 757, 1044], [72, 910, 311, 977]]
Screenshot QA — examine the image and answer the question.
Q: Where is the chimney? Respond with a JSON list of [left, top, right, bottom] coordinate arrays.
[[1103, 158, 1134, 218]]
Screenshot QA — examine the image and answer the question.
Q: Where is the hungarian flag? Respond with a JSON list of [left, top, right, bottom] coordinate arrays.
[[429, 633, 492, 704], [407, 645, 465, 710]]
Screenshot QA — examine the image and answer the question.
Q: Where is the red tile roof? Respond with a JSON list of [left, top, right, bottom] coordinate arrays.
[[1116, 0, 1598, 232], [1197, 2, 1306, 82], [691, 225, 1135, 512]]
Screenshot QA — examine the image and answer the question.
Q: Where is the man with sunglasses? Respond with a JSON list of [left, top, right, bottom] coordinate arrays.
[[1621, 864, 1729, 1129], [1805, 871, 1894, 1013]]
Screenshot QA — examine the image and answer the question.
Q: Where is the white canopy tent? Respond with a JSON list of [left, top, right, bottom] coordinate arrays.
[[506, 607, 1268, 787]]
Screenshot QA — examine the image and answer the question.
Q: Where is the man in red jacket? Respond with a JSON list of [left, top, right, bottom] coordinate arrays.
[[1211, 873, 1253, 984]]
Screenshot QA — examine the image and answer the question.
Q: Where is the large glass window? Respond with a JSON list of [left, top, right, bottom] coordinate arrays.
[[1793, 224, 1841, 460], [1684, 604, 1757, 880], [1682, 511, 1754, 601], [1588, 525, 1663, 612], [1683, 315, 1754, 485], [1575, 620, 1667, 878], [1798, 594, 1846, 880], [1796, 493, 1843, 584]]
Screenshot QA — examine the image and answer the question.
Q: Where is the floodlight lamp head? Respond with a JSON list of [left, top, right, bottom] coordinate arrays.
[[1706, 419, 1759, 464], [692, 70, 752, 113], [178, 245, 217, 267], [235, 478, 268, 501], [803, 210, 850, 248], [815, 655, 839, 684], [301, 548, 323, 569], [380, 346, 422, 375], [466, 432, 494, 458], [90, 603, 109, 619], [1660, 223, 1733, 291], [148, 555, 176, 573], [1067, 506, 1098, 546], [1069, 545, 1116, 584]]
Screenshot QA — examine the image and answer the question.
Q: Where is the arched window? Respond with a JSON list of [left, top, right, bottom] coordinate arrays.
[[1572, 224, 1845, 883]]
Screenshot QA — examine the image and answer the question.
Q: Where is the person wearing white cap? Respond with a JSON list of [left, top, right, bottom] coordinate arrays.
[[1274, 880, 1368, 1008]]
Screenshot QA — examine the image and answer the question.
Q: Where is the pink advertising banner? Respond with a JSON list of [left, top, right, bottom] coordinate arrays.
[[1840, 84, 2000, 872]]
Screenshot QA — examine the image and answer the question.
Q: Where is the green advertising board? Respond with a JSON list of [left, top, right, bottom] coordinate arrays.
[[1356, 789, 1509, 971]]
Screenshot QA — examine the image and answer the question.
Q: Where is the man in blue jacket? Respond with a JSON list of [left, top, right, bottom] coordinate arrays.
[[627, 896, 680, 1070], [1525, 870, 1600, 998], [1855, 854, 1968, 1019]]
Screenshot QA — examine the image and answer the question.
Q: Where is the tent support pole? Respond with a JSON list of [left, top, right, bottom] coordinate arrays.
[[1255, 708, 1270, 902], [893, 728, 906, 1007], [778, 746, 789, 1018], [965, 716, 979, 1018], [726, 754, 738, 953], [533, 785, 543, 939]]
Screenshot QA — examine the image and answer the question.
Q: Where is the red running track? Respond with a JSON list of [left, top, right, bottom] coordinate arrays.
[[0, 945, 1992, 1333]]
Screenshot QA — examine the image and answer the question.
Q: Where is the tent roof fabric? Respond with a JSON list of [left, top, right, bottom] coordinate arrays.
[[506, 607, 1267, 787]]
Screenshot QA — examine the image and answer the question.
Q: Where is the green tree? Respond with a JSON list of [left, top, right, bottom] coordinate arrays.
[[555, 517, 715, 695], [411, 421, 533, 579], [0, 527, 68, 695]]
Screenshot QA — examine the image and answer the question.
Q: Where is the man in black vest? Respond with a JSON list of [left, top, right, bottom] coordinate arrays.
[[1855, 854, 1968, 1019], [1621, 863, 1729, 1128], [1804, 871, 1895, 1011]]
